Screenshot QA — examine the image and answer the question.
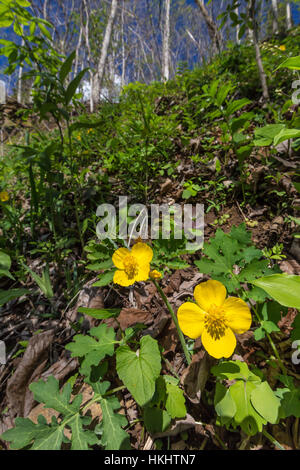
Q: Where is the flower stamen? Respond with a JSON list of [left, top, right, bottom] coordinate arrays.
[[204, 304, 227, 340], [123, 255, 139, 279]]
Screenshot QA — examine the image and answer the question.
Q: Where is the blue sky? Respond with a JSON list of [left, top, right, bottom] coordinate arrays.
[[0, 1, 299, 93]]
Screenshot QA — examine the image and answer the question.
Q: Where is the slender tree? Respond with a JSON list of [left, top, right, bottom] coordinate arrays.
[[249, 0, 269, 101], [162, 0, 171, 81], [271, 0, 279, 34], [92, 0, 119, 106], [194, 0, 222, 54]]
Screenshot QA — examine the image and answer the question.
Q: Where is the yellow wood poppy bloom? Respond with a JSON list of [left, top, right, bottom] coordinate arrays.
[[112, 242, 153, 286], [279, 45, 286, 51], [0, 191, 9, 202], [177, 280, 252, 359]]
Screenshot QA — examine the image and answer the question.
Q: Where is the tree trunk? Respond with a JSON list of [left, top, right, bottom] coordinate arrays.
[[194, 0, 222, 54], [235, 6, 240, 44], [17, 36, 25, 103], [249, 0, 269, 102], [246, 1, 254, 42], [121, 0, 126, 87], [271, 0, 279, 34], [74, 3, 83, 78], [286, 2, 292, 30], [93, 0, 119, 106], [83, 0, 94, 112], [162, 0, 171, 81]]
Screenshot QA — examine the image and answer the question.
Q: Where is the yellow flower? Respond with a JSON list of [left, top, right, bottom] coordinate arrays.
[[279, 45, 286, 51], [177, 280, 252, 359], [0, 191, 9, 202], [150, 269, 162, 280], [112, 242, 153, 286]]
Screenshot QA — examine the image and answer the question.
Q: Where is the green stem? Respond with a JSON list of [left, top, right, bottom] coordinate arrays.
[[262, 428, 286, 450], [153, 279, 191, 365], [252, 304, 288, 376], [81, 385, 126, 412]]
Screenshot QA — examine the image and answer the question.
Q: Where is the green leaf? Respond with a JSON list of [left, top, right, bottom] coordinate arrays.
[[0, 288, 28, 306], [86, 259, 113, 270], [59, 51, 75, 83], [0, 251, 11, 271], [253, 124, 285, 146], [65, 324, 116, 377], [77, 307, 121, 319], [92, 270, 115, 287], [212, 360, 256, 382], [143, 407, 171, 434], [229, 380, 266, 435], [216, 83, 233, 106], [225, 98, 251, 118], [100, 395, 130, 450], [214, 382, 237, 419], [116, 335, 161, 406], [65, 69, 88, 104], [30, 376, 80, 417], [251, 274, 300, 309], [0, 417, 47, 450], [273, 128, 300, 146], [276, 388, 300, 418], [276, 56, 300, 71], [39, 23, 52, 41], [165, 382, 186, 419], [250, 381, 280, 424]]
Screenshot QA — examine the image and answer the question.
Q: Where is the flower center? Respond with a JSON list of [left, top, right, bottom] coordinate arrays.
[[123, 255, 139, 279], [204, 304, 227, 340]]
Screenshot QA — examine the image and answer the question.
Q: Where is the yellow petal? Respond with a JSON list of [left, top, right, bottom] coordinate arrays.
[[131, 242, 153, 264], [112, 247, 131, 269], [201, 326, 236, 359], [177, 302, 205, 339], [194, 280, 227, 312], [135, 263, 151, 282], [113, 269, 133, 287], [223, 297, 252, 334]]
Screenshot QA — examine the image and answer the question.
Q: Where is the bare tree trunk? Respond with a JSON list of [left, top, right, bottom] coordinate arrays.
[[162, 0, 170, 81], [286, 2, 292, 30], [17, 36, 25, 103], [74, 3, 83, 78], [83, 0, 94, 112], [235, 6, 240, 44], [271, 0, 279, 34], [194, 0, 222, 54], [246, 1, 254, 42], [93, 0, 119, 106], [121, 0, 126, 87], [249, 0, 269, 102]]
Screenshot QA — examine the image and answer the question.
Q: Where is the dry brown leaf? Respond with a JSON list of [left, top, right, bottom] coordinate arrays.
[[118, 308, 153, 330], [152, 414, 197, 438], [181, 350, 217, 404], [6, 329, 55, 417]]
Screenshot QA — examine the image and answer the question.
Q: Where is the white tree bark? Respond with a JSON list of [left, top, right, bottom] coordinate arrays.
[[17, 36, 25, 103], [249, 0, 269, 101], [93, 0, 119, 106], [83, 0, 94, 112], [74, 3, 83, 78], [162, 0, 171, 81], [271, 0, 279, 34], [286, 2, 292, 30], [235, 6, 240, 44]]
